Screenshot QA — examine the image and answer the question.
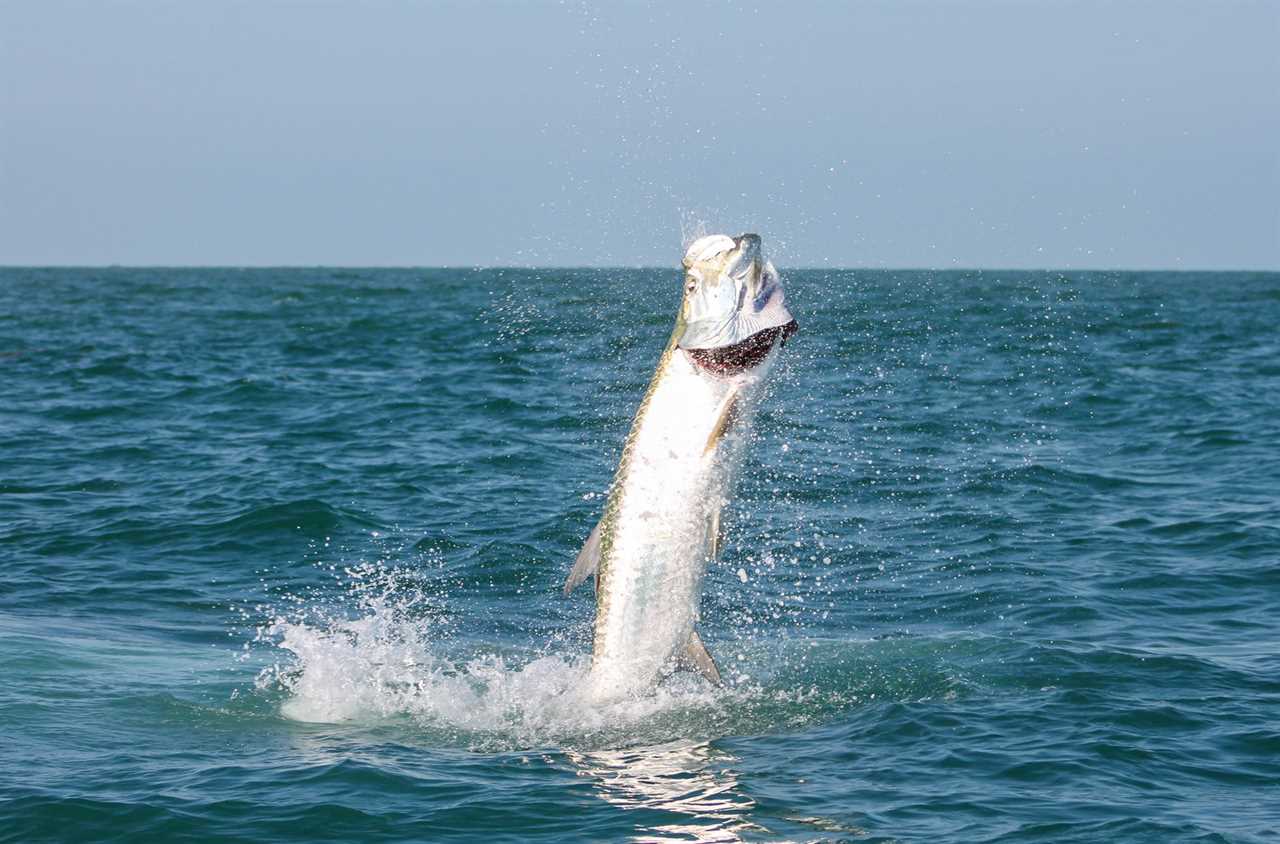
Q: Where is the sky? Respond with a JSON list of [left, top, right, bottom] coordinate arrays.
[[1, 0, 1277, 268]]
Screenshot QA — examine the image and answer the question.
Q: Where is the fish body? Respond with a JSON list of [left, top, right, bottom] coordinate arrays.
[[565, 233, 796, 701]]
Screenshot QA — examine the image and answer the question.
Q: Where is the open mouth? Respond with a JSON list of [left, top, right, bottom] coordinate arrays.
[[684, 320, 798, 376]]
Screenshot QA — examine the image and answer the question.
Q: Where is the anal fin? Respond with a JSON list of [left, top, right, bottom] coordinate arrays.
[[563, 518, 603, 596], [680, 630, 722, 686]]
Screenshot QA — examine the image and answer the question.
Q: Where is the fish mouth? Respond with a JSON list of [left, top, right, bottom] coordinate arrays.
[[685, 320, 798, 376]]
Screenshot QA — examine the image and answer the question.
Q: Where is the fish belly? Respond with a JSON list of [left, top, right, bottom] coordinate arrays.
[[588, 351, 746, 699]]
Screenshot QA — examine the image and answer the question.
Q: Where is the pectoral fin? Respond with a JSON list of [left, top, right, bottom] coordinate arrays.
[[680, 630, 723, 686], [563, 518, 603, 596], [702, 387, 741, 456]]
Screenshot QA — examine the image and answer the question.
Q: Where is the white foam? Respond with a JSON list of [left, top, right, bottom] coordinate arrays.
[[245, 558, 883, 750], [253, 600, 746, 749]]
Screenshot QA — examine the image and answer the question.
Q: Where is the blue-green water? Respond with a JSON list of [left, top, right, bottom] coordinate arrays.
[[2, 267, 1277, 842]]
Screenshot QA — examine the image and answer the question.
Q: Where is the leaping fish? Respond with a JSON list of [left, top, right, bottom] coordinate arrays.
[[564, 233, 797, 701]]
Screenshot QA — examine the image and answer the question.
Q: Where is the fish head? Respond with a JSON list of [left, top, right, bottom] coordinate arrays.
[[678, 233, 795, 352]]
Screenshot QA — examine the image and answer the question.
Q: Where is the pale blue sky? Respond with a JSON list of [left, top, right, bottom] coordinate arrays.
[[2, 0, 1276, 268]]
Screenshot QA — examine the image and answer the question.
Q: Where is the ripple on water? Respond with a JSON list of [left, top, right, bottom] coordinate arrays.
[[1, 268, 1279, 842]]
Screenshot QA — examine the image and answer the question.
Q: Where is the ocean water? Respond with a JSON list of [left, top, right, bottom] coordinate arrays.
[[1, 266, 1277, 843]]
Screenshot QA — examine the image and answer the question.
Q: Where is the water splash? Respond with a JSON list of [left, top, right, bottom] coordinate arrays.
[[248, 560, 732, 748], [259, 613, 738, 750], [251, 580, 733, 750], [247, 557, 970, 753]]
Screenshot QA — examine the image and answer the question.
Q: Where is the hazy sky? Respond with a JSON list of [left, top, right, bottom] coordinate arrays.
[[2, 1, 1277, 268]]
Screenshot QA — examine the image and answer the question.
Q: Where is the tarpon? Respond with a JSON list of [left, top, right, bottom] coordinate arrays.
[[564, 233, 797, 700]]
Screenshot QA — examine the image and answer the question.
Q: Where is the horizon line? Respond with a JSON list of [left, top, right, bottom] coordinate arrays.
[[2, 264, 1277, 274]]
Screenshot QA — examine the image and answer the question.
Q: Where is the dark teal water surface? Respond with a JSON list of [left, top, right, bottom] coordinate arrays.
[[1, 267, 1277, 843]]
